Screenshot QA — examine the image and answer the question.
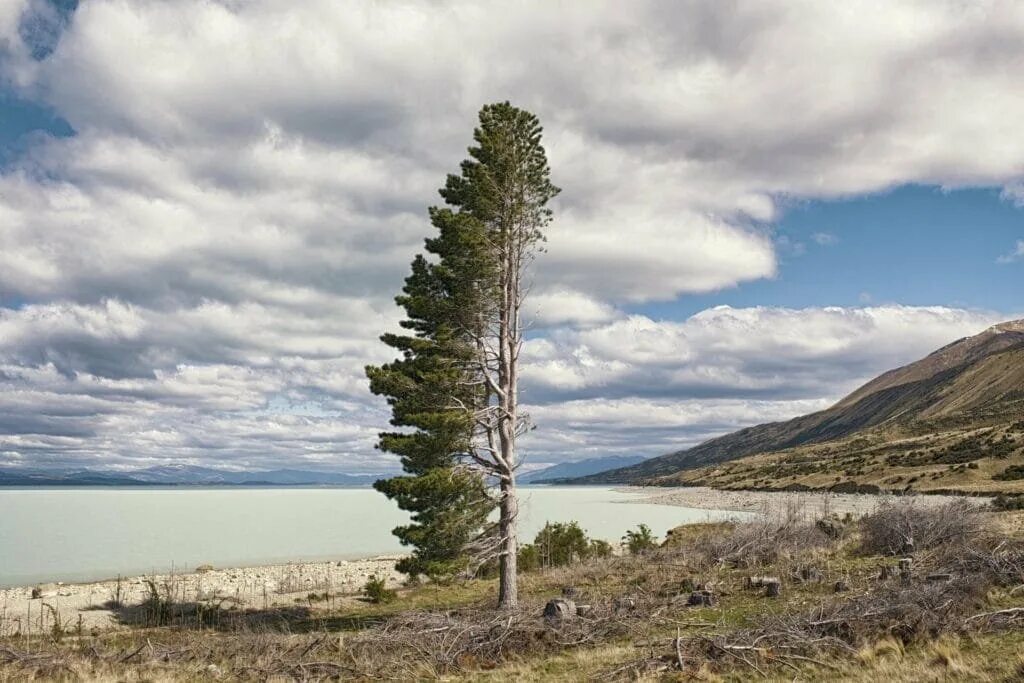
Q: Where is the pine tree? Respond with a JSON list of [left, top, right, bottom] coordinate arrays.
[[447, 102, 559, 608], [368, 102, 558, 606], [365, 208, 495, 579]]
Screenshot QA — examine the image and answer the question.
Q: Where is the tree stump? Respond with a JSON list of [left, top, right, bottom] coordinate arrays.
[[765, 580, 782, 598], [687, 590, 716, 607], [898, 558, 913, 585], [833, 580, 850, 593], [613, 596, 636, 611], [816, 517, 845, 539], [543, 598, 577, 621], [800, 567, 824, 583], [745, 576, 780, 589]]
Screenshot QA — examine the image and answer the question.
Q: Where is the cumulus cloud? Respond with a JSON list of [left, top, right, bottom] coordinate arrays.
[[1, 1, 1023, 470], [521, 305, 1005, 404], [522, 397, 836, 465], [997, 240, 1024, 264]]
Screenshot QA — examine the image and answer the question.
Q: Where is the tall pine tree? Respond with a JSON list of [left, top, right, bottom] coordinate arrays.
[[368, 102, 558, 606], [366, 208, 496, 579]]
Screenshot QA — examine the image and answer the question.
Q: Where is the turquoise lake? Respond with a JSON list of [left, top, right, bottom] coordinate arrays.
[[0, 486, 746, 586]]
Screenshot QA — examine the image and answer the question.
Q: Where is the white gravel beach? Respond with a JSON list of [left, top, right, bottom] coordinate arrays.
[[0, 556, 403, 637], [621, 485, 992, 517]]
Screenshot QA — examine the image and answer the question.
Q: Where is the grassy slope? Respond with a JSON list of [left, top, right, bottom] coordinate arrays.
[[574, 333, 1024, 489], [653, 417, 1024, 495]]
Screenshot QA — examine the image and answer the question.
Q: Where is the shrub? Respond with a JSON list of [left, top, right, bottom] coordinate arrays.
[[533, 521, 592, 568], [622, 524, 658, 555], [589, 539, 613, 559], [517, 543, 540, 572], [700, 501, 830, 567], [992, 494, 1024, 511], [363, 575, 396, 604], [510, 521, 611, 574], [859, 499, 984, 556], [994, 465, 1024, 481]]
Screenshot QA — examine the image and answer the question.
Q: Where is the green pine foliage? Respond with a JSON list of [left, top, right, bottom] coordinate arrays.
[[622, 524, 658, 555], [514, 522, 614, 572], [365, 102, 559, 599], [365, 157, 498, 581], [362, 575, 396, 604]]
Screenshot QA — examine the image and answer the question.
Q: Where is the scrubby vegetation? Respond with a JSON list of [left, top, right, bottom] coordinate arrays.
[[995, 464, 1024, 481], [492, 521, 613, 574], [4, 499, 1024, 680], [658, 417, 1024, 498], [362, 575, 396, 604], [890, 432, 1020, 467], [622, 523, 658, 555], [993, 494, 1024, 511]]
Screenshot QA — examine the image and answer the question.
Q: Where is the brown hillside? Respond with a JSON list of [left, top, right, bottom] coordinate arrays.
[[571, 320, 1024, 485]]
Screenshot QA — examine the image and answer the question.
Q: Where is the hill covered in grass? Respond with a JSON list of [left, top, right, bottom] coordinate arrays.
[[572, 320, 1024, 491]]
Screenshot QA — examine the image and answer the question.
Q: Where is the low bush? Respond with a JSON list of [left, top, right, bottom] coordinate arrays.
[[994, 465, 1024, 481], [993, 494, 1024, 510], [363, 575, 396, 604], [699, 499, 831, 568], [622, 524, 658, 555], [513, 521, 613, 573], [859, 499, 985, 556]]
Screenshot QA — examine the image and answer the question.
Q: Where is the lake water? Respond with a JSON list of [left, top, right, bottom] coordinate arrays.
[[0, 486, 745, 587]]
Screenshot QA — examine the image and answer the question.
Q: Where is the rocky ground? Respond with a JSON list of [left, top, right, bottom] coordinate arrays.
[[0, 556, 403, 636]]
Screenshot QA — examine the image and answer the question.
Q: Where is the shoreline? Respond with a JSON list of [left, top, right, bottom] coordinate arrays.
[[618, 485, 993, 517], [2, 486, 994, 636], [0, 556, 404, 637]]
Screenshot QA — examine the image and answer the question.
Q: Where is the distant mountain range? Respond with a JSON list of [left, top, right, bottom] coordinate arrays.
[[518, 455, 648, 484], [2, 457, 652, 488], [571, 319, 1024, 490], [0, 464, 386, 487]]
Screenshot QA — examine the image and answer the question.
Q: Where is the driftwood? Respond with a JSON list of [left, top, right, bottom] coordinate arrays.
[[543, 598, 577, 621], [745, 576, 780, 589]]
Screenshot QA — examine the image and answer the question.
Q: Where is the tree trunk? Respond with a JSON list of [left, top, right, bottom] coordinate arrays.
[[497, 472, 518, 609], [494, 215, 521, 610]]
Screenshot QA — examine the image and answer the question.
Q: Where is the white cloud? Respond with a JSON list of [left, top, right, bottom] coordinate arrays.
[[1, 1, 1024, 470], [997, 240, 1024, 264], [521, 305, 1005, 403], [529, 290, 620, 327], [524, 397, 835, 461]]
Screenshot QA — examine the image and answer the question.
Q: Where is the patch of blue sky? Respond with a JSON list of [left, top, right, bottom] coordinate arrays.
[[632, 185, 1024, 321]]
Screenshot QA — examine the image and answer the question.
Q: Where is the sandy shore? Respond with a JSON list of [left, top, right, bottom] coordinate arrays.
[[0, 556, 403, 637], [620, 485, 992, 517]]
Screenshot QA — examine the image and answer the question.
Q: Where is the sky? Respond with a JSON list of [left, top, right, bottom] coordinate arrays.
[[0, 0, 1022, 474]]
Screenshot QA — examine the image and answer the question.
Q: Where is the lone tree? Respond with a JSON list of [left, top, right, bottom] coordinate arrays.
[[367, 102, 558, 608]]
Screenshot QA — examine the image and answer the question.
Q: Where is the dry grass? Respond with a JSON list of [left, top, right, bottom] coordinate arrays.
[[3, 503, 1024, 681], [858, 498, 986, 556]]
